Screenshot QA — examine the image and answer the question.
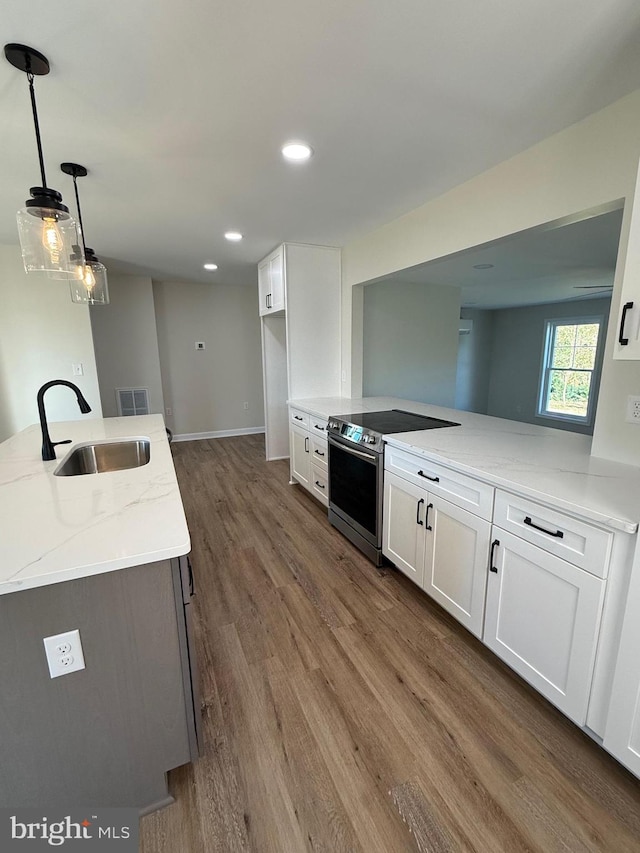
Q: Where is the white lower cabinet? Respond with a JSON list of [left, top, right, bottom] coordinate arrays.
[[289, 413, 328, 507], [484, 529, 606, 726], [383, 470, 490, 638], [290, 424, 311, 489]]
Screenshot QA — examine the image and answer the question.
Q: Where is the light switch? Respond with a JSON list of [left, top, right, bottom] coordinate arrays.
[[195, 342, 205, 351]]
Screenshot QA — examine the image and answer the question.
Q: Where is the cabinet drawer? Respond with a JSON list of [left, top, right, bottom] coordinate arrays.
[[311, 464, 329, 506], [290, 408, 310, 429], [385, 445, 494, 520], [310, 434, 328, 469], [493, 490, 612, 578], [310, 417, 329, 437]]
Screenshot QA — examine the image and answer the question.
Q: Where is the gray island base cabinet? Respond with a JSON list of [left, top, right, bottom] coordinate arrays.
[[0, 557, 200, 813]]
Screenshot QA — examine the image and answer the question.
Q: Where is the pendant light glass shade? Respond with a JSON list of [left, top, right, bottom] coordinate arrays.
[[4, 44, 82, 280], [17, 188, 84, 277], [69, 248, 109, 305]]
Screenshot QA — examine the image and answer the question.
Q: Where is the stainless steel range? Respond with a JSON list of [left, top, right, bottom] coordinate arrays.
[[327, 409, 460, 565]]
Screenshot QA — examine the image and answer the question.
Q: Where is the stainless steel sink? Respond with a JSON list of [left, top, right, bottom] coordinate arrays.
[[54, 439, 151, 476]]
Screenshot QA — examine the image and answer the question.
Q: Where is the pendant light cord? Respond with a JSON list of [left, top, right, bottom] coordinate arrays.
[[27, 70, 47, 188], [72, 174, 89, 256]]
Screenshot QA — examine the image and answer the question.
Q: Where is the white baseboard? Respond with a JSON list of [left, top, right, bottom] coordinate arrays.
[[172, 426, 266, 442]]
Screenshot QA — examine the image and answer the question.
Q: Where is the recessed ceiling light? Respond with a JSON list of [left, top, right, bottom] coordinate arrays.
[[473, 263, 494, 270], [281, 141, 313, 162], [203, 262, 218, 271], [224, 231, 243, 242]]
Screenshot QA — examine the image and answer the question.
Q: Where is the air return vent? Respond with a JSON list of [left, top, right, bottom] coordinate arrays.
[[116, 387, 150, 417]]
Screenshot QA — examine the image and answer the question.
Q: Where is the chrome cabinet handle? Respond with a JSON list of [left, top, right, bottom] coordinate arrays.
[[619, 301, 633, 346], [489, 539, 500, 573], [524, 516, 564, 539], [418, 469, 439, 483], [416, 497, 424, 526]]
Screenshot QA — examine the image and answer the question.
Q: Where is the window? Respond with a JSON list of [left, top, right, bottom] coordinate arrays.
[[537, 318, 603, 424]]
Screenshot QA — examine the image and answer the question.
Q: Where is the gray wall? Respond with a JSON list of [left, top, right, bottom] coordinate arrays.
[[482, 297, 610, 435], [0, 244, 102, 442], [90, 273, 165, 418], [363, 280, 460, 405], [153, 280, 264, 437], [455, 308, 495, 413]]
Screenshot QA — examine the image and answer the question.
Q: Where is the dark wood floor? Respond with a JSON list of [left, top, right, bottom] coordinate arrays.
[[140, 435, 640, 852]]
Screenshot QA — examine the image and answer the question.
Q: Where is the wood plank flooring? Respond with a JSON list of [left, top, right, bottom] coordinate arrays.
[[140, 435, 640, 852]]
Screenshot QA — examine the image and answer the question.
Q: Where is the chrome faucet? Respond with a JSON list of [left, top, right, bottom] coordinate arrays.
[[37, 380, 92, 461]]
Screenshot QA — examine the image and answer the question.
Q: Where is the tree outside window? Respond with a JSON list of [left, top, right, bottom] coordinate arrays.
[[538, 318, 603, 423]]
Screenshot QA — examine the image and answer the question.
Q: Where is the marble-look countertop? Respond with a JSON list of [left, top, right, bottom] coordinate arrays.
[[289, 396, 640, 534], [0, 415, 190, 596]]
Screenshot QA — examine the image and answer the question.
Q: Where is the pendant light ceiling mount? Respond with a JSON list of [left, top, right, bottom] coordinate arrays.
[[4, 43, 50, 77]]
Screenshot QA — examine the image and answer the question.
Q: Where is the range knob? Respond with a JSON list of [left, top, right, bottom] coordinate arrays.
[[328, 420, 339, 430], [365, 434, 377, 444]]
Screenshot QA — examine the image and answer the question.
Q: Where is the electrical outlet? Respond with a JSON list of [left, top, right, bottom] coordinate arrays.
[[195, 341, 205, 350], [626, 396, 640, 424], [166, 407, 173, 416], [72, 363, 84, 376], [243, 402, 249, 410], [43, 629, 85, 679]]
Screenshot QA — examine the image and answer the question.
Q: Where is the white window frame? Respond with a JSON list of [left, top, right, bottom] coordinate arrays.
[[537, 316, 604, 426]]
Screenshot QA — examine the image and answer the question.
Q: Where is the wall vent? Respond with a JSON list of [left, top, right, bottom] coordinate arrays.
[[116, 388, 150, 417]]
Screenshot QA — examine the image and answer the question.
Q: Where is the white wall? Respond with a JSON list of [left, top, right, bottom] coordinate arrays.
[[363, 280, 460, 405], [341, 87, 640, 466], [486, 297, 610, 434], [153, 280, 264, 437], [455, 308, 495, 412], [90, 273, 164, 418], [0, 244, 101, 443]]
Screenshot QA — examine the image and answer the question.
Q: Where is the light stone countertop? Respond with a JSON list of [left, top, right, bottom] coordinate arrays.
[[0, 415, 190, 596], [289, 396, 640, 535]]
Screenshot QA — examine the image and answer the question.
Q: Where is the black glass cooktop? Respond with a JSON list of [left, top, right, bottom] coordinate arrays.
[[335, 409, 460, 434]]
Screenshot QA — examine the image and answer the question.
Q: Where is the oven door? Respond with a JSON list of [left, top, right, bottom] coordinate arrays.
[[328, 434, 382, 547]]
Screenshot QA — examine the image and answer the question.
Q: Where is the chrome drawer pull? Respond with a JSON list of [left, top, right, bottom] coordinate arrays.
[[523, 516, 564, 539], [417, 470, 439, 482]]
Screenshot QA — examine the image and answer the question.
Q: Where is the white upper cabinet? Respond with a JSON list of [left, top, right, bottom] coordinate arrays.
[[613, 157, 640, 359], [258, 246, 285, 316]]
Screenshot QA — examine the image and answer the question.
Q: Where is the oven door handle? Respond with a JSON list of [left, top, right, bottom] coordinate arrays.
[[329, 437, 378, 463]]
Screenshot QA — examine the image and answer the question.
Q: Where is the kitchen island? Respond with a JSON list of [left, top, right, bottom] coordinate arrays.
[[0, 415, 199, 812]]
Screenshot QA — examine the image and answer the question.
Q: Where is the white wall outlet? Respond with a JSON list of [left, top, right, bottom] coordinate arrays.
[[243, 402, 249, 410], [72, 363, 84, 376], [626, 395, 640, 424], [195, 341, 205, 350], [166, 407, 173, 416], [43, 629, 86, 679]]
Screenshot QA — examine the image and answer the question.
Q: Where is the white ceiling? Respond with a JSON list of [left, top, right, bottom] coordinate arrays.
[[381, 207, 624, 309], [2, 0, 640, 286]]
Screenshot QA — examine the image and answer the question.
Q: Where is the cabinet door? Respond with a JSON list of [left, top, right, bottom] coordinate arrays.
[[423, 496, 491, 638], [614, 157, 640, 359], [484, 529, 605, 725], [269, 248, 285, 312], [382, 470, 427, 586], [258, 258, 271, 316], [603, 547, 640, 775], [290, 424, 311, 490]]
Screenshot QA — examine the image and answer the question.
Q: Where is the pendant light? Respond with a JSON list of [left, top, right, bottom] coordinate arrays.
[[4, 43, 84, 278], [61, 163, 110, 305]]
